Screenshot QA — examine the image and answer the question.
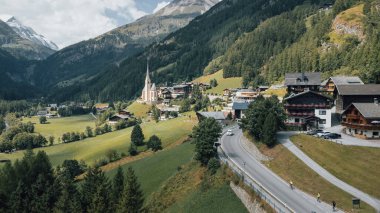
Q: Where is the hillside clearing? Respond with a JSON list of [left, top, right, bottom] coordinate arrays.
[[127, 101, 152, 118], [291, 134, 380, 199], [192, 70, 242, 94]]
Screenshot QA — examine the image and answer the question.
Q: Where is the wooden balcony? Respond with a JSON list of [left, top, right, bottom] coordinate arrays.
[[287, 112, 315, 117], [284, 103, 332, 109], [342, 122, 380, 130], [285, 122, 305, 126]]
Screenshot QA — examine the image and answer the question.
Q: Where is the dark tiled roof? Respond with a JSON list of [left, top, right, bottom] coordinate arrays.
[[232, 102, 250, 110], [351, 103, 380, 119], [336, 84, 380, 95], [330, 76, 363, 85], [197, 112, 225, 120], [285, 72, 321, 86], [284, 90, 333, 101]]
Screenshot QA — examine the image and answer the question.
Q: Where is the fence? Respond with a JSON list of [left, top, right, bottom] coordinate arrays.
[[218, 147, 294, 213]]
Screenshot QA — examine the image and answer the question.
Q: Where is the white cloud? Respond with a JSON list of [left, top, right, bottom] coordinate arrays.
[[153, 1, 171, 13], [0, 0, 148, 49]]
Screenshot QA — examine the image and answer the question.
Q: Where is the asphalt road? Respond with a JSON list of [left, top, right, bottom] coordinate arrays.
[[220, 128, 341, 213]]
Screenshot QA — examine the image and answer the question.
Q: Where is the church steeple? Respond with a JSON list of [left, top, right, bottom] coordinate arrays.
[[145, 59, 151, 84]]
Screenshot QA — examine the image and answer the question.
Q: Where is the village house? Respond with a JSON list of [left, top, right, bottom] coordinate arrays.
[[283, 91, 334, 130], [95, 103, 109, 112], [107, 114, 130, 125], [321, 76, 363, 95], [172, 84, 192, 98], [232, 101, 250, 119], [234, 89, 257, 102], [341, 99, 380, 139], [257, 86, 269, 92], [285, 72, 321, 94], [334, 84, 380, 114], [196, 111, 227, 126]]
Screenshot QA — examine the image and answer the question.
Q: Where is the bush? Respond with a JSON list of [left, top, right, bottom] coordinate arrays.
[[147, 135, 162, 152], [39, 116, 47, 124], [129, 143, 138, 156], [207, 158, 220, 174]]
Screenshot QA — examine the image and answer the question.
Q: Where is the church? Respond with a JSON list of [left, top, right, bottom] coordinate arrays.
[[141, 62, 158, 103]]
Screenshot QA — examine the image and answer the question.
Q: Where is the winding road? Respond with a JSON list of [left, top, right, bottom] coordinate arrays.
[[220, 127, 342, 213]]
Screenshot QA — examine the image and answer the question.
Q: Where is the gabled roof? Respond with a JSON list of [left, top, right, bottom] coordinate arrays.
[[109, 114, 130, 119], [151, 83, 156, 90], [344, 103, 380, 119], [232, 102, 250, 110], [330, 76, 363, 85], [335, 84, 380, 95], [285, 72, 321, 86], [197, 111, 225, 120], [284, 90, 333, 101], [237, 89, 256, 93]]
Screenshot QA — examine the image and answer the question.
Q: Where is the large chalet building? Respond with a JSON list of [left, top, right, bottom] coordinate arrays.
[[341, 100, 380, 139], [285, 72, 321, 94], [321, 76, 363, 95], [334, 84, 380, 113], [284, 91, 334, 130]]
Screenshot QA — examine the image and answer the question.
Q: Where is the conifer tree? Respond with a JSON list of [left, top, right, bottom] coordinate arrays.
[[117, 167, 144, 213], [112, 167, 125, 208], [131, 124, 144, 146]]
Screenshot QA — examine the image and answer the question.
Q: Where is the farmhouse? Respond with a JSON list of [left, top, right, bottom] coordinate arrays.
[[321, 76, 363, 95], [196, 111, 227, 125], [341, 100, 380, 139], [334, 84, 380, 114], [285, 72, 321, 94], [234, 89, 257, 102], [232, 101, 249, 119], [108, 114, 130, 125], [172, 84, 192, 98], [283, 91, 334, 130]]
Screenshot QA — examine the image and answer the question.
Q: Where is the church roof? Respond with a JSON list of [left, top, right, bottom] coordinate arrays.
[[151, 83, 156, 90]]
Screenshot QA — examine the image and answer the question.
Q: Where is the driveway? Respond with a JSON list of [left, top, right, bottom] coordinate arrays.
[[278, 131, 380, 211], [325, 125, 380, 148]]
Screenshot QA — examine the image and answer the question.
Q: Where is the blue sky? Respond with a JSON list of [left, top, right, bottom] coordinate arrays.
[[0, 0, 172, 48]]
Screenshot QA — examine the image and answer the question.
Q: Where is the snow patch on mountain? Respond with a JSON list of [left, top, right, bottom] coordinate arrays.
[[155, 0, 221, 17], [6, 17, 59, 51]]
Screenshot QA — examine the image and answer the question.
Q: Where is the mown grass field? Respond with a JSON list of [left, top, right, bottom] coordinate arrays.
[[291, 134, 380, 199], [0, 114, 197, 167], [250, 134, 375, 212], [192, 70, 242, 95], [261, 88, 287, 98], [23, 115, 96, 140], [127, 102, 152, 118]]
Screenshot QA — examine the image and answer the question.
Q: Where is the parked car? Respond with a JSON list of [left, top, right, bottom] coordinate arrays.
[[323, 133, 341, 139], [316, 131, 330, 138], [306, 129, 323, 135], [227, 129, 234, 136]]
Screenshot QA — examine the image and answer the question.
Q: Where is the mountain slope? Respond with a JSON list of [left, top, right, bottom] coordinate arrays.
[[33, 0, 220, 89], [53, 0, 309, 101], [0, 19, 55, 60], [6, 17, 59, 51]]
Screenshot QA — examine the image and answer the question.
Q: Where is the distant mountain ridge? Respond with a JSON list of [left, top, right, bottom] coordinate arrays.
[[0, 18, 55, 60], [6, 17, 59, 51], [32, 0, 221, 89]]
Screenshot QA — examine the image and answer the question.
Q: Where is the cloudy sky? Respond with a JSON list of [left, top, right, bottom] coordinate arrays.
[[0, 0, 172, 49]]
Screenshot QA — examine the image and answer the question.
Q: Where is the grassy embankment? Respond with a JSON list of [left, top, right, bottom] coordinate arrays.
[[245, 134, 375, 212], [127, 101, 152, 118], [192, 70, 242, 95], [291, 134, 380, 200], [0, 113, 197, 167]]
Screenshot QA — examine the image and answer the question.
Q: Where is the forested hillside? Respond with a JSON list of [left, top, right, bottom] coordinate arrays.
[[53, 0, 312, 101]]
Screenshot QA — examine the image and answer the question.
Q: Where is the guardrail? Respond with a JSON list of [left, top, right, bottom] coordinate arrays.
[[218, 146, 295, 213]]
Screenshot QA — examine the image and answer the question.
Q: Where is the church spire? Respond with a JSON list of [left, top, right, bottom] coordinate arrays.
[[145, 59, 151, 83]]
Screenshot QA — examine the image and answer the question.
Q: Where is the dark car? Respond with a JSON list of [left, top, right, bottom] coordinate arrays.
[[306, 129, 323, 135], [323, 133, 342, 139]]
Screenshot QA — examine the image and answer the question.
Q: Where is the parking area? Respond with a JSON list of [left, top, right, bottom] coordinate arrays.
[[323, 125, 380, 148]]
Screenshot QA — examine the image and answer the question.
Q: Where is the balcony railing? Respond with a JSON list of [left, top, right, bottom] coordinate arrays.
[[287, 112, 315, 117], [284, 103, 331, 109], [342, 122, 380, 130]]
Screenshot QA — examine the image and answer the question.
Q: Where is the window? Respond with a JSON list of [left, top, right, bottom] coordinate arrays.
[[319, 119, 326, 124], [295, 118, 300, 123], [319, 110, 326, 115], [374, 132, 379, 136]]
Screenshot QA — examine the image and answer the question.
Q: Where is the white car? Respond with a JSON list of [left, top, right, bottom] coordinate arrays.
[[226, 129, 234, 136], [316, 131, 330, 138]]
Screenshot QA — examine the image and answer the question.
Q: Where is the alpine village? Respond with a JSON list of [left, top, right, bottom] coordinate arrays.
[[0, 0, 380, 212]]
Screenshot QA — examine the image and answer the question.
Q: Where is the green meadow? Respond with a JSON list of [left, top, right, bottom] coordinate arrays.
[[0, 114, 197, 167]]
